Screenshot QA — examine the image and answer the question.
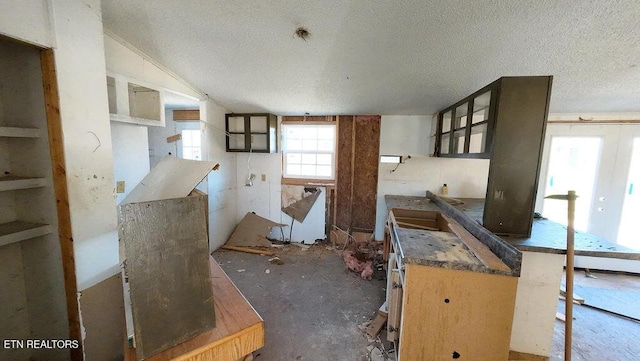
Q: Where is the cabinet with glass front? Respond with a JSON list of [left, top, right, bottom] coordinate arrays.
[[436, 84, 496, 158], [225, 113, 278, 153], [434, 76, 553, 237]]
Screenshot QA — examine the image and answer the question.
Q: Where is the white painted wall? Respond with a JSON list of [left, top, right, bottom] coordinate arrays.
[[148, 108, 178, 168], [0, 0, 52, 47], [236, 153, 282, 222], [375, 115, 490, 240], [104, 32, 202, 100], [201, 99, 239, 251], [48, 0, 120, 292], [111, 122, 150, 204]]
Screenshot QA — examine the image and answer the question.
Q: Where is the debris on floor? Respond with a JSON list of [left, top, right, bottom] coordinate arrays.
[[269, 256, 284, 265], [334, 229, 384, 280], [226, 212, 287, 247], [221, 245, 274, 256], [342, 251, 375, 280]]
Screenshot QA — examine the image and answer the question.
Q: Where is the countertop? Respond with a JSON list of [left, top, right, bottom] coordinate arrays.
[[386, 195, 640, 260], [386, 195, 520, 276]]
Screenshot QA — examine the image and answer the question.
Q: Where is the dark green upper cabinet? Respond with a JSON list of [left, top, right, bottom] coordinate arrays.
[[436, 76, 554, 237], [225, 113, 278, 153]]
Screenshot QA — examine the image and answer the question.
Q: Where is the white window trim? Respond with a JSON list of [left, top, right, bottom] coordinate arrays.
[[282, 123, 336, 180]]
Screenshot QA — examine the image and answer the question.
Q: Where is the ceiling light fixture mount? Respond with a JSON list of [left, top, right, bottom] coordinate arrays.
[[294, 27, 310, 41]]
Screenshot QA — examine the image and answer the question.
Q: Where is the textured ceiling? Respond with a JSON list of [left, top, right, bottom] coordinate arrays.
[[102, 0, 640, 115]]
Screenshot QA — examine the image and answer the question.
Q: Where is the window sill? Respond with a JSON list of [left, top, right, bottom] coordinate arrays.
[[281, 177, 335, 187]]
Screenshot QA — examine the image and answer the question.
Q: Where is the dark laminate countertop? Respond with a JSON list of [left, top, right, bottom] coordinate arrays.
[[386, 195, 640, 260], [386, 195, 520, 276]]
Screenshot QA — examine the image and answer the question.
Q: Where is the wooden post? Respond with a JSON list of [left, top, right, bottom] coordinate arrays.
[[565, 190, 577, 361], [545, 190, 578, 361], [40, 48, 83, 361]]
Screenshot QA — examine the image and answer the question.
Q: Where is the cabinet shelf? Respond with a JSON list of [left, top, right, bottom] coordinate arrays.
[[0, 176, 47, 191], [0, 126, 40, 138], [0, 221, 52, 247]]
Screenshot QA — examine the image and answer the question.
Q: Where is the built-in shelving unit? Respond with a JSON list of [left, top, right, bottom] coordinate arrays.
[[1, 35, 69, 361], [107, 74, 165, 127], [0, 176, 47, 191], [0, 221, 52, 247], [0, 126, 40, 138]]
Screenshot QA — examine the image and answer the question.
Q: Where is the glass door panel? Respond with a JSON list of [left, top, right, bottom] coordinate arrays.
[[542, 137, 601, 231], [617, 138, 640, 250]]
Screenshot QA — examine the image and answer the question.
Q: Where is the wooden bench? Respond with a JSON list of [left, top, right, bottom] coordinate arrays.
[[125, 256, 264, 361]]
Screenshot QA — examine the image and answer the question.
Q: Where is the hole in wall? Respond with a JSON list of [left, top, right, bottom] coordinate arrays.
[[452, 351, 461, 359]]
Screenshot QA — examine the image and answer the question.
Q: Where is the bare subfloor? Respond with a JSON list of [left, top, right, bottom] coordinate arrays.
[[213, 243, 388, 361], [551, 270, 640, 361], [214, 245, 640, 361]]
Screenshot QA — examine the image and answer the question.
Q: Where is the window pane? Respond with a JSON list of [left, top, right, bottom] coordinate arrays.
[[182, 130, 193, 146], [317, 127, 334, 139], [317, 153, 332, 165], [286, 127, 303, 139], [317, 165, 332, 177], [302, 128, 318, 140], [191, 131, 200, 147], [287, 153, 302, 164], [287, 139, 303, 151], [288, 164, 301, 175], [302, 140, 318, 151], [301, 164, 316, 175], [317, 140, 333, 151], [301, 153, 316, 164]]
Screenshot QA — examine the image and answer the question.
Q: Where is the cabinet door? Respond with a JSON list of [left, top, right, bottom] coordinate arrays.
[[387, 269, 403, 342]]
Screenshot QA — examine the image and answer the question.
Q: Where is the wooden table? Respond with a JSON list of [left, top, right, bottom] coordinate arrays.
[[125, 256, 264, 361]]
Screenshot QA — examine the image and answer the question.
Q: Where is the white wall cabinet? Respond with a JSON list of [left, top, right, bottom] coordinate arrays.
[[107, 73, 165, 127]]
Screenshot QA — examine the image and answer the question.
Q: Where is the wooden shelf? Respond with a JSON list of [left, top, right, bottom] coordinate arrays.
[[0, 221, 52, 247], [0, 176, 47, 191], [0, 126, 40, 138]]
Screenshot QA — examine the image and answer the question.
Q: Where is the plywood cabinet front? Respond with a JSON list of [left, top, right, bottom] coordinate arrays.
[[399, 264, 517, 361], [385, 205, 521, 361]]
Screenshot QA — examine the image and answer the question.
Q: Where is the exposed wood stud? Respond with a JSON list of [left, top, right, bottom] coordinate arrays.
[[40, 48, 83, 361]]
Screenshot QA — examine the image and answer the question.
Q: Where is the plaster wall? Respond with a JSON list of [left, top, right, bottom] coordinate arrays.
[[0, 0, 52, 47], [148, 108, 178, 168], [201, 98, 239, 251], [375, 115, 490, 240], [111, 122, 150, 205]]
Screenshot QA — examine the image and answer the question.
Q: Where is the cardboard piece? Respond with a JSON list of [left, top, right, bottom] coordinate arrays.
[[226, 212, 286, 247]]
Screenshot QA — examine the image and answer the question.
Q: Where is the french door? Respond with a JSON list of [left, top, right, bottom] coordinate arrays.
[[536, 123, 640, 251]]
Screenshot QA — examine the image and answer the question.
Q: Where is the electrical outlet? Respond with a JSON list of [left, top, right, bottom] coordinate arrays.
[[116, 181, 125, 193], [261, 174, 266, 181]]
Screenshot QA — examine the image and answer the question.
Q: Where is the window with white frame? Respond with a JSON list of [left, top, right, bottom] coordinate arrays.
[[180, 129, 202, 160], [282, 123, 336, 180]]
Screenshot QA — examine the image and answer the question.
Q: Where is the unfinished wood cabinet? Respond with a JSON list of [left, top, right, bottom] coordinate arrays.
[[435, 76, 553, 237], [0, 37, 71, 361], [386, 207, 519, 361]]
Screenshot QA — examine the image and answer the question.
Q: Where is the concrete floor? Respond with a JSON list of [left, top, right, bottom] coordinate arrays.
[[214, 244, 640, 361], [213, 243, 389, 361]]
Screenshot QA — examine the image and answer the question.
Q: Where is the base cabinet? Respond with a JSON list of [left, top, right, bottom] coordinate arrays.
[[394, 264, 517, 361]]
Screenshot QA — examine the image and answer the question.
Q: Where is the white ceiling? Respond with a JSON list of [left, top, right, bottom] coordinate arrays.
[[101, 0, 640, 116]]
